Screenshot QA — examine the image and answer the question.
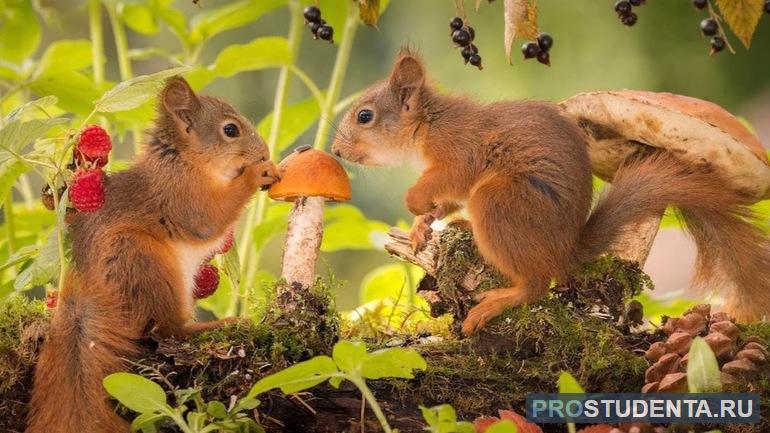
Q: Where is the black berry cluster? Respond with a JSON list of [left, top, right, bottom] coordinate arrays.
[[450, 17, 483, 70], [521, 32, 553, 66], [614, 0, 646, 27], [304, 5, 333, 43], [691, 1, 727, 54]]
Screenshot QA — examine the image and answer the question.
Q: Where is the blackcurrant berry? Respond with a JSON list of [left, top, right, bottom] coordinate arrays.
[[537, 50, 550, 66], [469, 54, 483, 69], [764, 0, 770, 13], [692, 0, 708, 9], [621, 11, 638, 26], [522, 41, 540, 59], [303, 6, 321, 23], [452, 29, 472, 46], [710, 36, 726, 53], [462, 44, 479, 61], [537, 32, 554, 51], [467, 26, 476, 42], [700, 18, 718, 36], [310, 21, 323, 36], [317, 25, 334, 42], [614, 0, 632, 16], [629, 0, 645, 6], [450, 17, 464, 31]]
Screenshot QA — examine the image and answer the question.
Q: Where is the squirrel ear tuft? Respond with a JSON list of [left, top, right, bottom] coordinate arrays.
[[389, 53, 425, 112], [161, 77, 200, 132]]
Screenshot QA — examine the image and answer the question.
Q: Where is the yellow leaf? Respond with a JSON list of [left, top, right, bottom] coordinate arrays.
[[358, 0, 380, 27], [716, 0, 763, 48], [504, 0, 539, 64]]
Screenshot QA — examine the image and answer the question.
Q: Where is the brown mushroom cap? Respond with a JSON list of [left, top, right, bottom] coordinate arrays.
[[560, 90, 770, 200], [268, 146, 351, 202]]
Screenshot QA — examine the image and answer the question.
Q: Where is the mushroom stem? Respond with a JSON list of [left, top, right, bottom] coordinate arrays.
[[280, 196, 325, 291], [608, 211, 663, 266]]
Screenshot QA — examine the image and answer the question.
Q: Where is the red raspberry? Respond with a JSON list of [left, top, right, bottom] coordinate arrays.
[[193, 264, 220, 299], [76, 125, 112, 168], [216, 229, 235, 255], [69, 169, 105, 212], [45, 291, 59, 309]]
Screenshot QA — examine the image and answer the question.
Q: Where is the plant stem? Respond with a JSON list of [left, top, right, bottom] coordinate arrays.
[[50, 180, 68, 290], [313, 5, 360, 150], [88, 0, 105, 86], [4, 193, 15, 255], [106, 4, 133, 80], [351, 377, 393, 433], [231, 0, 304, 318]]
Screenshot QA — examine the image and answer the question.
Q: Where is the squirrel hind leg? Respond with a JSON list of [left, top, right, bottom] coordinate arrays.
[[461, 277, 549, 336]]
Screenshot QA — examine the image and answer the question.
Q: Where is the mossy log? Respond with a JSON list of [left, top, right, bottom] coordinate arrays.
[[1, 226, 769, 433]]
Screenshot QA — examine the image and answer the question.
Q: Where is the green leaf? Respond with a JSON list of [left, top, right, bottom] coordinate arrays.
[[558, 371, 585, 394], [151, 0, 188, 42], [687, 336, 722, 392], [121, 4, 160, 35], [212, 37, 291, 78], [332, 340, 368, 374], [248, 355, 338, 397], [359, 263, 417, 305], [256, 95, 322, 153], [206, 400, 229, 419], [36, 40, 92, 75], [0, 1, 41, 64], [189, 0, 285, 44], [29, 71, 101, 115], [321, 204, 389, 252], [716, 0, 763, 48], [420, 405, 475, 433], [485, 420, 518, 433], [0, 158, 28, 201], [222, 243, 241, 290], [0, 244, 39, 273], [130, 412, 165, 432], [95, 67, 192, 113], [361, 347, 427, 380], [14, 228, 63, 291], [103, 373, 168, 414], [232, 396, 260, 413], [4, 95, 59, 122]]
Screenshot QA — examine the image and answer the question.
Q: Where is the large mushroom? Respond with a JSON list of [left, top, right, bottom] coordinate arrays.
[[268, 145, 351, 297], [560, 90, 770, 264]]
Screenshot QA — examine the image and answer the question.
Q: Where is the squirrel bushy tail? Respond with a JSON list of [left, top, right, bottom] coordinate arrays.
[[578, 151, 770, 321], [26, 287, 137, 433]]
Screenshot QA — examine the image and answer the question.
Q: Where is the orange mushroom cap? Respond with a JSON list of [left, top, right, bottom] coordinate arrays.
[[268, 146, 352, 202]]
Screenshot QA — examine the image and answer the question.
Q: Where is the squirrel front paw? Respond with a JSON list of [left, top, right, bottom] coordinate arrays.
[[409, 214, 435, 252], [256, 160, 282, 191]]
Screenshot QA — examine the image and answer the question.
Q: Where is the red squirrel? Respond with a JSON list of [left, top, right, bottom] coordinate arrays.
[[331, 50, 770, 336], [26, 77, 280, 433]]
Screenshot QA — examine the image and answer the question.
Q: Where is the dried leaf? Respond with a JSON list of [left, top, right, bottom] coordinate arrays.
[[358, 0, 380, 27], [716, 0, 763, 48], [504, 0, 539, 64]]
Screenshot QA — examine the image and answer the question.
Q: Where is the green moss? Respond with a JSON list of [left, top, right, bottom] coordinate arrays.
[[0, 295, 48, 393], [738, 322, 770, 345], [267, 276, 340, 364]]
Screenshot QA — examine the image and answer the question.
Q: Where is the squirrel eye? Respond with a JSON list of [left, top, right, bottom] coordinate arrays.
[[357, 109, 374, 124], [223, 123, 240, 138]]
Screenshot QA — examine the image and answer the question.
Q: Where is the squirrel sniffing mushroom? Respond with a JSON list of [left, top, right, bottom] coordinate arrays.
[[332, 50, 770, 336]]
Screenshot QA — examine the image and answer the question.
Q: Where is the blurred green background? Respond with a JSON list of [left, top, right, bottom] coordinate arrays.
[[6, 0, 770, 309]]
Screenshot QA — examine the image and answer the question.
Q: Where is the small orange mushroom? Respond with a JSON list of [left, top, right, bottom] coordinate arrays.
[[268, 145, 351, 290]]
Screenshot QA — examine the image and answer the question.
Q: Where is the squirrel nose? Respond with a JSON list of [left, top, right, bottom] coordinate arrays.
[[333, 149, 341, 157]]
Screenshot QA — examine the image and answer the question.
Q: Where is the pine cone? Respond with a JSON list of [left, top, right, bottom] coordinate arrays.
[[644, 304, 768, 392]]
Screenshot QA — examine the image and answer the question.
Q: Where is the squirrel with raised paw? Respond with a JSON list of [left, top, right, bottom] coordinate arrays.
[[26, 77, 280, 433], [332, 50, 770, 336]]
